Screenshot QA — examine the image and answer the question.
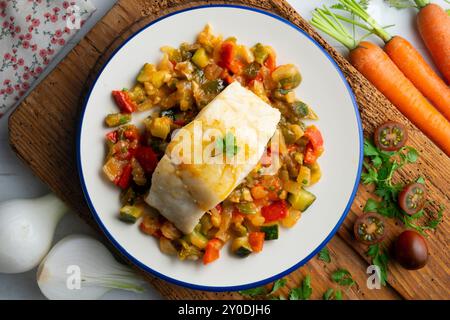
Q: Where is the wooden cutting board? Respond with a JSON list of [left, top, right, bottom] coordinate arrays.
[[8, 0, 449, 300]]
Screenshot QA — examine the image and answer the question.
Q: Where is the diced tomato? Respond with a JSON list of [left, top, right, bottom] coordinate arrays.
[[215, 204, 223, 214], [232, 210, 245, 224], [261, 175, 282, 201], [248, 232, 265, 253], [218, 41, 235, 71], [123, 126, 140, 141], [304, 143, 317, 165], [203, 239, 222, 265], [106, 130, 118, 143], [112, 90, 136, 113], [229, 60, 244, 75], [134, 146, 158, 174], [261, 200, 288, 222], [173, 119, 186, 126], [303, 126, 324, 165], [264, 52, 276, 72], [115, 163, 132, 189]]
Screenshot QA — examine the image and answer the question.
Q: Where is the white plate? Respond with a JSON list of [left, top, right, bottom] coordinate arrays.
[[77, 5, 363, 291]]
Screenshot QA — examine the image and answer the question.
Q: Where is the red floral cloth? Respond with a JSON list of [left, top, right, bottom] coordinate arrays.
[[0, 0, 95, 117]]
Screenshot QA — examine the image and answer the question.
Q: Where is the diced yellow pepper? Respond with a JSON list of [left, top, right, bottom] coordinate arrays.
[[192, 48, 209, 68], [151, 70, 170, 89], [297, 166, 311, 186], [281, 208, 301, 228], [137, 63, 156, 83], [309, 162, 322, 185], [149, 117, 172, 140]]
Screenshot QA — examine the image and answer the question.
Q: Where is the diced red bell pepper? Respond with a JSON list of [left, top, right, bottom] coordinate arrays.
[[106, 130, 118, 143], [218, 41, 235, 71], [261, 200, 288, 222], [248, 232, 265, 253], [303, 125, 324, 165], [203, 239, 222, 265], [134, 146, 158, 174], [264, 52, 277, 72], [115, 163, 132, 189], [304, 125, 324, 150], [112, 90, 136, 113]]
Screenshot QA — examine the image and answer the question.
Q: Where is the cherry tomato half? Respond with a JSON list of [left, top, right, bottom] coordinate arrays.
[[395, 230, 428, 270], [353, 212, 385, 245], [374, 121, 408, 151], [398, 183, 426, 215]]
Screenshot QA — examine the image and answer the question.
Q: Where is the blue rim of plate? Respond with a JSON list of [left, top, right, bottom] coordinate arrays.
[[77, 4, 363, 292]]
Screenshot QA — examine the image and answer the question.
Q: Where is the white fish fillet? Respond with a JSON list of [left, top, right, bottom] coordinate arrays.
[[146, 82, 281, 234]]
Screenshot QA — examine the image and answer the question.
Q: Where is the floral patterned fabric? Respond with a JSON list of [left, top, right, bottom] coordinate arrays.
[[0, 0, 96, 117]]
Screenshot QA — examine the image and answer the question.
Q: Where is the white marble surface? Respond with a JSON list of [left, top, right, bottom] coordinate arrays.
[[0, 0, 446, 300]]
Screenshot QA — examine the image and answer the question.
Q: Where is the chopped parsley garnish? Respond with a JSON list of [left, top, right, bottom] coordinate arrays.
[[318, 247, 331, 263], [289, 274, 312, 300], [331, 269, 355, 287]]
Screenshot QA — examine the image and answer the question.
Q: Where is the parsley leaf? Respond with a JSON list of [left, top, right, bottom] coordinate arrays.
[[323, 288, 334, 300], [363, 198, 379, 213], [416, 176, 425, 184], [331, 269, 355, 287], [323, 288, 343, 300], [318, 247, 331, 263], [367, 244, 389, 286], [239, 286, 266, 297], [270, 278, 287, 294], [289, 274, 312, 300]]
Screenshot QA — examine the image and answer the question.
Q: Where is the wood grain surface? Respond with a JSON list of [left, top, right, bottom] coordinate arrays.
[[8, 0, 449, 300]]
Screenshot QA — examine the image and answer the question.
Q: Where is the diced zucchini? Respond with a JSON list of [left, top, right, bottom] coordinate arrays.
[[192, 48, 209, 68], [137, 63, 156, 83], [201, 79, 225, 94], [243, 62, 261, 79], [119, 205, 142, 223], [105, 113, 131, 127], [288, 188, 316, 212], [272, 64, 302, 90], [260, 224, 279, 240], [231, 237, 252, 257], [232, 222, 248, 237], [252, 43, 270, 64], [188, 231, 209, 249], [236, 202, 257, 215], [297, 166, 311, 186], [120, 187, 136, 206]]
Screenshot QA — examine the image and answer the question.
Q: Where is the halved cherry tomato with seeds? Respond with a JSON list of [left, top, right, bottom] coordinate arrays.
[[398, 183, 426, 215], [353, 212, 385, 245], [374, 121, 408, 151]]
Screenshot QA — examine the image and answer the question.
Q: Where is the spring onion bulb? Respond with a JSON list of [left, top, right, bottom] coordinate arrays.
[[37, 234, 146, 300], [0, 193, 68, 274]]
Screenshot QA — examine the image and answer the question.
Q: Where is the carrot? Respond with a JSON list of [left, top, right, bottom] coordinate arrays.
[[336, 0, 450, 120], [415, 1, 450, 84], [384, 36, 450, 121], [311, 6, 450, 156], [349, 41, 450, 156]]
